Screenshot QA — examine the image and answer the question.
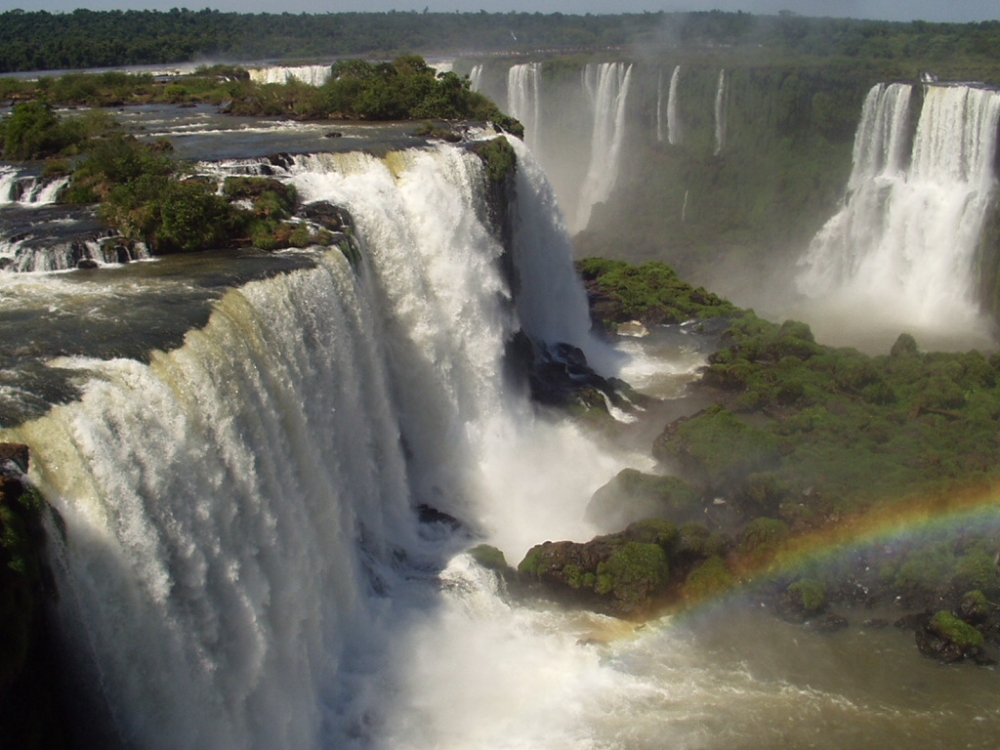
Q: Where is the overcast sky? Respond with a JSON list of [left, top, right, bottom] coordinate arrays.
[[0, 0, 997, 23]]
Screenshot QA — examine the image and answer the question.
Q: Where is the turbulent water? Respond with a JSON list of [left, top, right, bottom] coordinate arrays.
[[248, 63, 332, 86], [797, 83, 1000, 348], [2, 105, 999, 749]]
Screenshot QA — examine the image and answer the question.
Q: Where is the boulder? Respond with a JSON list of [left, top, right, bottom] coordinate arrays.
[[915, 610, 986, 663]]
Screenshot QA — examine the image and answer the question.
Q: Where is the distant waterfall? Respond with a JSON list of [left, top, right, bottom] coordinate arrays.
[[797, 83, 1000, 329], [468, 63, 483, 92], [507, 62, 542, 152], [667, 65, 682, 146], [573, 62, 633, 233], [248, 64, 331, 86], [713, 69, 727, 156]]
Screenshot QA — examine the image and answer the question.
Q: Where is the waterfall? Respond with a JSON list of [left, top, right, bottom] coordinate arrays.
[[656, 70, 664, 143], [0, 166, 69, 206], [572, 61, 633, 234], [1, 141, 630, 748], [468, 64, 483, 92], [797, 83, 1000, 330], [506, 62, 542, 153], [667, 65, 682, 146], [713, 69, 727, 156], [247, 64, 332, 86]]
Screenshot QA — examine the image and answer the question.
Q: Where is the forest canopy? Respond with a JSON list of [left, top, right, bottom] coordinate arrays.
[[1, 9, 999, 73]]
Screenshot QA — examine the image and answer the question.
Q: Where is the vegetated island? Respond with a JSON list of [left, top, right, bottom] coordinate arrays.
[[0, 55, 521, 259], [478, 258, 1000, 668]]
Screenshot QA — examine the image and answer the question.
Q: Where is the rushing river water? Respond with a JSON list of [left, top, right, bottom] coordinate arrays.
[[1, 105, 998, 749]]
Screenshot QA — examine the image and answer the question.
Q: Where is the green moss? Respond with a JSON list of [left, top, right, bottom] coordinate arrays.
[[738, 517, 790, 563], [655, 405, 782, 486], [468, 544, 509, 573], [577, 258, 738, 325], [683, 556, 734, 601], [471, 136, 516, 184], [786, 578, 826, 614], [930, 610, 984, 649], [624, 518, 680, 551], [596, 541, 670, 607]]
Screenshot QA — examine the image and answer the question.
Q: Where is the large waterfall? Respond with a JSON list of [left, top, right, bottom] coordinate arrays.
[[797, 83, 1000, 335], [506, 63, 542, 153], [573, 62, 633, 234], [1, 141, 637, 748]]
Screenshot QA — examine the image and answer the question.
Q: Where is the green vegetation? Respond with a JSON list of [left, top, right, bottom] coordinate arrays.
[[785, 578, 826, 615], [61, 135, 334, 255], [223, 56, 518, 126], [682, 555, 734, 601], [0, 101, 110, 160], [4, 10, 1000, 78], [471, 136, 519, 183], [929, 610, 984, 650], [577, 258, 737, 326]]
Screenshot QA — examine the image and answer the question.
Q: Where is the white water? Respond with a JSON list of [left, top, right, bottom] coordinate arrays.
[[506, 62, 542, 153], [468, 64, 483, 92], [667, 65, 682, 147], [797, 83, 1000, 341], [572, 62, 633, 234], [248, 64, 332, 87], [1, 141, 646, 747], [0, 165, 69, 206], [713, 69, 726, 156]]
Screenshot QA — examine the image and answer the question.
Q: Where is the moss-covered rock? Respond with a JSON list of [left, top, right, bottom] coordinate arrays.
[[783, 578, 827, 619], [586, 469, 701, 529], [0, 444, 66, 749], [916, 610, 986, 663], [682, 555, 734, 602]]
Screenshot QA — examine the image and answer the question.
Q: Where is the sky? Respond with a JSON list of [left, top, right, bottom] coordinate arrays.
[[0, 0, 997, 23]]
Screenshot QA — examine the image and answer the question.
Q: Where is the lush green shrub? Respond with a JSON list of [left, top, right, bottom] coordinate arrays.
[[786, 577, 826, 614], [683, 556, 734, 601]]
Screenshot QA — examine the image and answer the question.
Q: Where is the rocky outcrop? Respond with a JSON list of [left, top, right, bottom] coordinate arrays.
[[0, 444, 66, 748]]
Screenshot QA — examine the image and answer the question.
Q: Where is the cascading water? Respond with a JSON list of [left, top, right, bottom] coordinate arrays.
[[468, 64, 483, 92], [0, 140, 640, 748], [667, 65, 682, 147], [573, 61, 633, 234], [506, 62, 542, 153], [247, 64, 332, 86], [797, 83, 1000, 338], [0, 165, 69, 206], [713, 69, 726, 156]]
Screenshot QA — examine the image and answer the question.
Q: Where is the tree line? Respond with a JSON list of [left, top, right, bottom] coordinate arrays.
[[2, 9, 1000, 74]]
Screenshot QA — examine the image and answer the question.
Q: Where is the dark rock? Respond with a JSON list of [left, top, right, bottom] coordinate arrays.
[[76, 259, 99, 270], [323, 131, 343, 138], [416, 503, 461, 529], [266, 153, 296, 171], [518, 521, 678, 619], [915, 610, 986, 663], [894, 611, 932, 630], [0, 443, 29, 473], [300, 201, 355, 233]]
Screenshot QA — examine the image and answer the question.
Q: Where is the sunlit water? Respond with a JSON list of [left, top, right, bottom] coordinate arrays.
[[1, 110, 997, 749]]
